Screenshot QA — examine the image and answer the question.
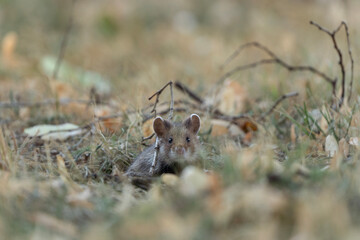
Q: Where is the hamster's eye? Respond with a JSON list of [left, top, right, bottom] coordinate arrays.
[[186, 137, 190, 143], [168, 138, 173, 144]]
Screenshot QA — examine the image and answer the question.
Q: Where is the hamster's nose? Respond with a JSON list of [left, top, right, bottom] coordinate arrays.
[[175, 146, 185, 155]]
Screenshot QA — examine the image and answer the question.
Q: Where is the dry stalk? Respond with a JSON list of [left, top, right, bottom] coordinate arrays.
[[174, 81, 204, 104], [53, 0, 77, 79], [218, 41, 336, 97], [220, 21, 354, 108], [0, 127, 13, 171], [309, 21, 353, 107], [147, 81, 174, 174]]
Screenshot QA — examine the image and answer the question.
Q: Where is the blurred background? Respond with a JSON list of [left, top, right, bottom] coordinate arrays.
[[0, 0, 358, 108], [1, 1, 360, 239]]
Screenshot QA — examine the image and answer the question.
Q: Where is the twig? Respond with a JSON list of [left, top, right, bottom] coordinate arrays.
[[142, 133, 155, 142], [168, 81, 174, 120], [174, 81, 204, 104], [148, 81, 173, 117], [342, 22, 354, 102], [142, 108, 188, 123], [221, 42, 257, 70], [53, 0, 76, 79], [310, 21, 349, 107], [259, 91, 299, 121], [147, 81, 174, 174], [149, 137, 159, 175], [219, 42, 336, 94]]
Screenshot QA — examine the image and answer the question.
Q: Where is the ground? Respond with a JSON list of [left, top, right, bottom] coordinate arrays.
[[0, 0, 360, 239]]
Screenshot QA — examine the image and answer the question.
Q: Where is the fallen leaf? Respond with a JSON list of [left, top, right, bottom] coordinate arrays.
[[210, 119, 229, 136], [41, 55, 111, 94], [24, 123, 83, 141], [325, 135, 338, 157], [93, 106, 122, 133], [233, 118, 258, 133], [142, 118, 154, 138], [290, 124, 296, 144], [1, 31, 17, 67], [217, 79, 247, 115]]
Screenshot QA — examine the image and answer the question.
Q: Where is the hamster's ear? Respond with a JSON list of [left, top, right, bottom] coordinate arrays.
[[153, 116, 172, 138], [183, 114, 201, 134]]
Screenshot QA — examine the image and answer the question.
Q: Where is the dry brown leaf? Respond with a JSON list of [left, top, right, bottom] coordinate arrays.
[[290, 124, 296, 144], [217, 79, 247, 115], [1, 32, 17, 67], [142, 118, 154, 138], [233, 118, 257, 133], [210, 119, 229, 136], [243, 131, 253, 145], [94, 106, 122, 133], [49, 79, 76, 99]]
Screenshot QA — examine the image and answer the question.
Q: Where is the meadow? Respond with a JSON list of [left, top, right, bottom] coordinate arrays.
[[0, 0, 360, 239]]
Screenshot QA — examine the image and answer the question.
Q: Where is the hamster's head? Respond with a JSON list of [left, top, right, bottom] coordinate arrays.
[[153, 114, 201, 163]]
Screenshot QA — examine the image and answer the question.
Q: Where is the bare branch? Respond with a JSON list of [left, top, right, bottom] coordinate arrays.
[[147, 81, 174, 175], [174, 81, 204, 104], [142, 133, 155, 142], [149, 137, 159, 175], [342, 22, 355, 102], [148, 81, 173, 117], [168, 81, 174, 121], [221, 42, 256, 69], [53, 0, 77, 79], [310, 21, 347, 106], [219, 42, 336, 94]]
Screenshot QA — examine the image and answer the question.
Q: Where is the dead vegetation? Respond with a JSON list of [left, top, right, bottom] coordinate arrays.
[[1, 0, 360, 239]]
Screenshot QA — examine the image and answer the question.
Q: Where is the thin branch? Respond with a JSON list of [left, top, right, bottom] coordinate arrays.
[[342, 22, 354, 102], [219, 42, 336, 88], [168, 81, 174, 120], [142, 108, 187, 123], [149, 137, 159, 175], [259, 91, 299, 121], [53, 0, 76, 79], [148, 81, 173, 117], [147, 81, 174, 175], [142, 133, 155, 142], [310, 21, 347, 106], [174, 81, 204, 104]]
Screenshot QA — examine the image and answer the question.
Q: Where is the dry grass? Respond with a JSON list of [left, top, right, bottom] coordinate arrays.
[[1, 0, 360, 239]]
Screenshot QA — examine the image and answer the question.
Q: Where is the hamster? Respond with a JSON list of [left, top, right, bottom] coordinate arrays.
[[126, 114, 201, 180]]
